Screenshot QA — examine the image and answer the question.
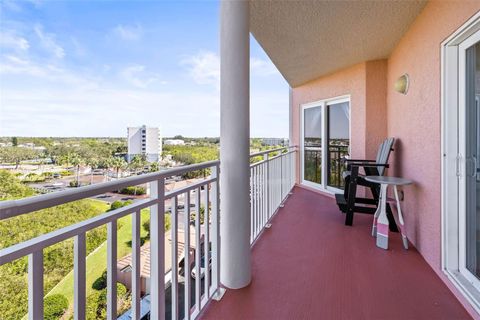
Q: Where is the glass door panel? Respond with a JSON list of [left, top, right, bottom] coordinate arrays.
[[303, 106, 322, 185], [465, 42, 480, 278], [327, 102, 350, 189]]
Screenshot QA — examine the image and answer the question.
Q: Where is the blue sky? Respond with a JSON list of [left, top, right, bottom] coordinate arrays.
[[0, 0, 289, 138]]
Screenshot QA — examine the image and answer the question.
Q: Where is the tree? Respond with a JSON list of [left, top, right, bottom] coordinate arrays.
[[149, 161, 159, 172], [58, 153, 83, 187], [128, 155, 146, 175], [100, 157, 113, 182], [86, 158, 99, 184], [110, 157, 127, 179], [11, 137, 18, 146], [0, 147, 38, 169], [0, 170, 35, 200], [44, 294, 68, 320]]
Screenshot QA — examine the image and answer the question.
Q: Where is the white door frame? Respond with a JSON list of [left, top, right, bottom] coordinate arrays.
[[300, 95, 351, 194], [441, 11, 480, 314], [458, 29, 480, 290]]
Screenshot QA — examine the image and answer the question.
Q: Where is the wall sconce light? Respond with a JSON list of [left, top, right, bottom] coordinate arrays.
[[394, 74, 409, 95]]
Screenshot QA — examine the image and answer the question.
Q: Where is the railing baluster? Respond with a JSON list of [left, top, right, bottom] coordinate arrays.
[[264, 154, 270, 222], [171, 196, 179, 320], [132, 211, 141, 320], [260, 163, 264, 228], [150, 178, 166, 320], [253, 166, 257, 239], [107, 220, 117, 320], [203, 184, 210, 298], [28, 250, 43, 320], [211, 165, 220, 294], [195, 187, 201, 312], [250, 167, 253, 243], [257, 165, 261, 233], [74, 233, 86, 320], [184, 191, 191, 320]]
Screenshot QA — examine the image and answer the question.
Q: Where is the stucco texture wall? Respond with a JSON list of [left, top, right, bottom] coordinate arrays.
[[292, 1, 480, 317], [387, 2, 479, 317]]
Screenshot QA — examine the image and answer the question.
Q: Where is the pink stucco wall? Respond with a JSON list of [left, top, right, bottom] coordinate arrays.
[[291, 1, 480, 317], [387, 1, 480, 317]]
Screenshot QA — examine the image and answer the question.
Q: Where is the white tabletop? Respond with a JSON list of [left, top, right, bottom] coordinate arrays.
[[364, 176, 413, 186]]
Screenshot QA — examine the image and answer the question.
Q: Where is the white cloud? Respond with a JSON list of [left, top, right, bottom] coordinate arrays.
[[181, 51, 220, 86], [119, 64, 161, 88], [251, 57, 279, 76], [113, 24, 143, 41], [34, 24, 65, 59], [181, 51, 281, 87], [0, 54, 98, 89], [0, 31, 30, 51]]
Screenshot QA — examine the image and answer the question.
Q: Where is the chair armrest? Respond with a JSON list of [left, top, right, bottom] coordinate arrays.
[[344, 159, 376, 162], [348, 162, 389, 168]]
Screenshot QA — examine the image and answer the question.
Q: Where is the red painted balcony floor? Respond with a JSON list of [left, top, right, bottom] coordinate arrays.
[[200, 187, 471, 320]]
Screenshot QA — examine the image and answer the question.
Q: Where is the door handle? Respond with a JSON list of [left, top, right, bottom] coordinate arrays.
[[456, 154, 461, 177], [466, 156, 478, 178]]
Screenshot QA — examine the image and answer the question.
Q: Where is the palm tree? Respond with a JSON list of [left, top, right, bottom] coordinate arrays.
[[86, 158, 99, 185], [111, 157, 127, 179], [69, 154, 83, 187], [129, 155, 146, 175], [101, 157, 113, 182]]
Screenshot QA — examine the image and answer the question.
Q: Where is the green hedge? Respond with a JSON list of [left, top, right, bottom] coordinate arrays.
[[107, 200, 133, 212], [86, 283, 130, 319], [44, 294, 68, 320], [119, 186, 146, 195]]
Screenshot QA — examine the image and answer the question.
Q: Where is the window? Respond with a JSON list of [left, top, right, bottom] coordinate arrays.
[[301, 96, 350, 192]]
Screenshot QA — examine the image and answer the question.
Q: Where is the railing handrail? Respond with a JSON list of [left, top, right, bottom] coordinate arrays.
[[248, 145, 297, 158], [250, 149, 296, 169], [0, 160, 220, 220]]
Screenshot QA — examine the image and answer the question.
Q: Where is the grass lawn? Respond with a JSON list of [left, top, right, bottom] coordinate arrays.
[[46, 208, 150, 307]]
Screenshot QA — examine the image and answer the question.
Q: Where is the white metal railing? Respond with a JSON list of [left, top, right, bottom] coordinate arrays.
[[249, 147, 296, 243], [0, 161, 220, 320]]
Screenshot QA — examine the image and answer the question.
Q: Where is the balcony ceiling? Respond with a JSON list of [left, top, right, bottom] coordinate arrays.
[[250, 1, 427, 87]]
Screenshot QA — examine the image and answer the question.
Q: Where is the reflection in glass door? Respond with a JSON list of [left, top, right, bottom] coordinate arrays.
[[303, 106, 322, 184], [465, 41, 480, 279], [302, 98, 350, 191], [327, 102, 350, 189]]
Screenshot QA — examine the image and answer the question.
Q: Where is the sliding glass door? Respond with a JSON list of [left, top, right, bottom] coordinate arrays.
[[327, 101, 350, 189], [301, 97, 350, 191], [303, 106, 322, 185], [462, 39, 480, 281]]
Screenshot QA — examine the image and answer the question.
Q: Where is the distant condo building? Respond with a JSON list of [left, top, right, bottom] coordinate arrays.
[[262, 138, 289, 147], [127, 125, 162, 163]]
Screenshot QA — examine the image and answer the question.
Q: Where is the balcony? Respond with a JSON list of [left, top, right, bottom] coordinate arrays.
[[1, 146, 470, 319], [202, 186, 470, 320]]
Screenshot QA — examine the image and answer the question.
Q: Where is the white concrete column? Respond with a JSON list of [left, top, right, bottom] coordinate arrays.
[[219, 0, 251, 289]]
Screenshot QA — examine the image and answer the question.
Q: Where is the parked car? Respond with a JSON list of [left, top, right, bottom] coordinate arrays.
[[52, 173, 61, 179]]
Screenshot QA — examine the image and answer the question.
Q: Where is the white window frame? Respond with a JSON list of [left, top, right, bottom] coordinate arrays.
[[441, 11, 480, 314], [300, 95, 351, 194]]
